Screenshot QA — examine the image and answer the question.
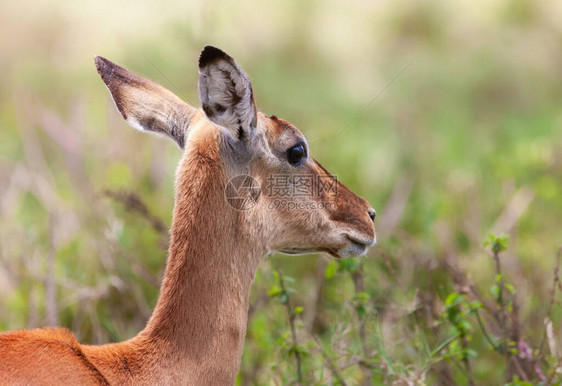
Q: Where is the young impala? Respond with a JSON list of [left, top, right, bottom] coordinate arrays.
[[0, 46, 376, 385]]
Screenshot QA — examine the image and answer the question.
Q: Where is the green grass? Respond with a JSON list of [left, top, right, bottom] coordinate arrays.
[[1, 0, 562, 384]]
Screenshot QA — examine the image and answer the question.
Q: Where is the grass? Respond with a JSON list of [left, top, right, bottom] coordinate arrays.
[[1, 0, 562, 384]]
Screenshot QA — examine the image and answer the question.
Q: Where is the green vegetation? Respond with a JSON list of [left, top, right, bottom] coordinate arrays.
[[1, 0, 561, 384]]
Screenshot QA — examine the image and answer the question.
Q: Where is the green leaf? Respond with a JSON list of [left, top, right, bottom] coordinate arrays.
[[325, 261, 338, 279], [356, 304, 367, 318], [339, 258, 361, 272], [445, 292, 458, 306], [484, 234, 509, 253], [294, 306, 304, 314], [289, 344, 309, 356], [470, 301, 482, 310], [445, 292, 463, 307], [430, 334, 459, 357], [268, 286, 283, 297]]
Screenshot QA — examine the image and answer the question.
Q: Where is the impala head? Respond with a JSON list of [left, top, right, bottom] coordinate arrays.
[[95, 46, 375, 259]]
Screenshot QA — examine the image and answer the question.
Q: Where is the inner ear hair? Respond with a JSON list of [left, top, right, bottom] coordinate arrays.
[[95, 56, 197, 149], [198, 46, 257, 141]]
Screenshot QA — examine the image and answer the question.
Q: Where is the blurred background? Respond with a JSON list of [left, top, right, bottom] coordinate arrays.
[[1, 0, 562, 384]]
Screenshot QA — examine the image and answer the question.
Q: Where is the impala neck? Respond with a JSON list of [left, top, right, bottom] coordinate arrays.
[[138, 131, 265, 383]]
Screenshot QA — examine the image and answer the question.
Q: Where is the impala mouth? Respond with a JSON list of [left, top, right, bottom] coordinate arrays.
[[346, 235, 376, 247], [279, 247, 335, 256], [278, 235, 375, 259], [333, 235, 376, 258]]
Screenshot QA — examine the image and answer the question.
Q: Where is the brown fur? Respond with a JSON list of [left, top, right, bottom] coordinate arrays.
[[0, 328, 109, 385], [0, 46, 375, 385]]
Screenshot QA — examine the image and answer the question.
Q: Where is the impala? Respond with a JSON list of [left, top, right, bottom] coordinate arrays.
[[0, 46, 376, 385]]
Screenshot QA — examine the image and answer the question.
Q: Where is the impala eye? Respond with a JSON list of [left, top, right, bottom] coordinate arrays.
[[287, 143, 307, 166]]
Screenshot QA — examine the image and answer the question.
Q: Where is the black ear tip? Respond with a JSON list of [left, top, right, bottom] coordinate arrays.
[[94, 55, 107, 73], [199, 45, 230, 68], [94, 55, 118, 79]]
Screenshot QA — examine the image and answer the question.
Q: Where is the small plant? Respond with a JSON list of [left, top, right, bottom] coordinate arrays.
[[439, 234, 553, 383], [443, 292, 476, 385], [484, 234, 509, 254], [270, 270, 308, 384], [484, 234, 513, 381]]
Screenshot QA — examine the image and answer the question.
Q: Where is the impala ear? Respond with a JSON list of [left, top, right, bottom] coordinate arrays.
[[95, 56, 196, 149], [198, 46, 257, 141]]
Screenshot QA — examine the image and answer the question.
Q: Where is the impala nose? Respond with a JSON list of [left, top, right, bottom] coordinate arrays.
[[368, 208, 376, 222]]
